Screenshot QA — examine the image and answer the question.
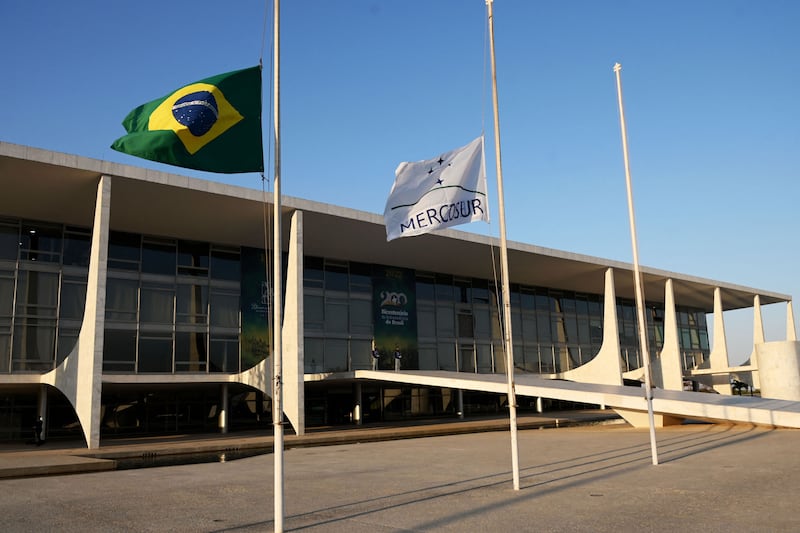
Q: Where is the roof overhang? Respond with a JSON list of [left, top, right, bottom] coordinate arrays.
[[1, 142, 789, 312]]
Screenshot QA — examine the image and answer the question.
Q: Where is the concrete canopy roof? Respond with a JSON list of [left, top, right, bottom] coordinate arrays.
[[1, 142, 789, 312]]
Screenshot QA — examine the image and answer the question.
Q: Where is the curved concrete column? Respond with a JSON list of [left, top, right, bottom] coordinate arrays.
[[787, 301, 796, 342], [43, 175, 111, 449], [280, 210, 304, 435], [234, 210, 304, 435], [708, 288, 729, 367], [706, 287, 732, 394], [560, 268, 622, 386], [750, 295, 764, 389], [655, 279, 683, 391]]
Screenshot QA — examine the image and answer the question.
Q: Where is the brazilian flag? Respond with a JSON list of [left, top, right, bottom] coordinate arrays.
[[111, 66, 263, 173]]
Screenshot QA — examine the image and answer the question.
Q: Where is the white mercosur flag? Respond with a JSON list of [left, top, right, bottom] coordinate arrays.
[[384, 135, 489, 241]]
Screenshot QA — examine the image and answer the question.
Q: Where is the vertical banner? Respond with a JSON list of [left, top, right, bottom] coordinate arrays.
[[241, 246, 271, 369], [372, 266, 418, 370]]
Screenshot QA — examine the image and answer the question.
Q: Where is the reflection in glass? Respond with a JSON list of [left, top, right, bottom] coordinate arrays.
[[12, 318, 56, 371], [105, 279, 138, 321], [210, 335, 239, 372], [140, 284, 174, 324], [176, 331, 207, 372]]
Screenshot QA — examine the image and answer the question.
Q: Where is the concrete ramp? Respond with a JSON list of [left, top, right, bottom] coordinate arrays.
[[352, 370, 800, 429]]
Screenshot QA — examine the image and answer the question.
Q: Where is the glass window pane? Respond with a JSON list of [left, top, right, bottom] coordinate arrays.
[[476, 343, 493, 373], [138, 335, 173, 372], [63, 232, 91, 267], [436, 306, 455, 337], [0, 332, 9, 372], [56, 328, 79, 364], [474, 307, 492, 339], [108, 231, 140, 271], [210, 336, 239, 372], [102, 328, 136, 371], [304, 293, 324, 329], [176, 284, 208, 324], [60, 280, 86, 321], [178, 240, 209, 269], [13, 319, 56, 370], [521, 313, 537, 340], [303, 257, 324, 289], [349, 299, 372, 335], [323, 338, 348, 372], [176, 331, 207, 372], [210, 291, 239, 328], [109, 232, 140, 261], [105, 278, 139, 321], [304, 337, 324, 372], [16, 270, 59, 316], [435, 280, 455, 302], [520, 292, 536, 310], [457, 311, 474, 338], [324, 263, 348, 293], [140, 285, 174, 324], [699, 330, 709, 350], [537, 313, 552, 343], [20, 223, 62, 263], [0, 275, 14, 316], [210, 249, 240, 281], [325, 300, 348, 333], [0, 223, 19, 261], [459, 346, 475, 372], [564, 316, 578, 344], [577, 318, 591, 344], [142, 241, 176, 275], [417, 306, 435, 338], [349, 263, 372, 294], [349, 338, 371, 370], [524, 345, 541, 373], [590, 319, 603, 344], [437, 342, 456, 371], [415, 277, 435, 302], [418, 343, 437, 370], [535, 294, 551, 311]]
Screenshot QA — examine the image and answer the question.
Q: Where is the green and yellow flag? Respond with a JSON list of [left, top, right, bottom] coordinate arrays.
[[111, 66, 263, 173]]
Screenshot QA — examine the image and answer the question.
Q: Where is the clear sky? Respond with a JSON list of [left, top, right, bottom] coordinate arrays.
[[1, 0, 797, 364]]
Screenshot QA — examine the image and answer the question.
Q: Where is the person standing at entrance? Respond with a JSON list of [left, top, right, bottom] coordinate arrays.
[[394, 344, 402, 372], [34, 416, 44, 446], [371, 339, 380, 371]]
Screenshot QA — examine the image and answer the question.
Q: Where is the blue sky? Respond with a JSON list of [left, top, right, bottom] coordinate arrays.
[[1, 1, 797, 364]]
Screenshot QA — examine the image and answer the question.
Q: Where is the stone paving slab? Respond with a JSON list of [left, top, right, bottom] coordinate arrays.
[[0, 410, 619, 479], [0, 423, 797, 532]]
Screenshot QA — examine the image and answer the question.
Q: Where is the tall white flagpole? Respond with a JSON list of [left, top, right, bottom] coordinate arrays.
[[273, 0, 285, 531], [613, 62, 659, 466], [486, 0, 521, 490]]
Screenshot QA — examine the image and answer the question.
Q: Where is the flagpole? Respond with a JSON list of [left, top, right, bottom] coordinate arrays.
[[486, 0, 520, 491], [273, 0, 285, 531], [613, 62, 659, 466]]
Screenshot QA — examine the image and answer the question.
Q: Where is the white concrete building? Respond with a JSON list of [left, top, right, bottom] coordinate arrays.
[[1, 142, 797, 448]]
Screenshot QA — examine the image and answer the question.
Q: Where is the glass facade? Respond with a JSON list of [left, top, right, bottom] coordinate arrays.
[[0, 215, 713, 436], [0, 218, 89, 373], [304, 256, 710, 376], [103, 231, 246, 374], [0, 217, 710, 377]]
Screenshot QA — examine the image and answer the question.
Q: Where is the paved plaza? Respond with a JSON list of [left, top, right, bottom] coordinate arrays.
[[0, 423, 798, 532]]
